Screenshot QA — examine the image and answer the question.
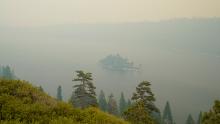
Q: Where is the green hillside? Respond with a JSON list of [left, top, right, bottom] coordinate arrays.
[[0, 79, 129, 124]]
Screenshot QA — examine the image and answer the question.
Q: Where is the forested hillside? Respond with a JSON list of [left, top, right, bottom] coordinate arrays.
[[1, 67, 220, 124], [0, 79, 129, 124]]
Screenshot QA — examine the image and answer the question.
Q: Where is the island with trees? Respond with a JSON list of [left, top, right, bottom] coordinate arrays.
[[99, 54, 141, 71]]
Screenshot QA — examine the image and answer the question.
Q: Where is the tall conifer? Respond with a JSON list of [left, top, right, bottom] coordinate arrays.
[[72, 70, 97, 108], [119, 92, 126, 115], [98, 90, 107, 111], [163, 101, 174, 124], [108, 94, 119, 116], [57, 85, 63, 101]]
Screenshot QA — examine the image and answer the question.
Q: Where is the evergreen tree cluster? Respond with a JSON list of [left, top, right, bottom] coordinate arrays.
[[184, 112, 203, 124], [2, 68, 220, 124], [0, 65, 16, 79], [202, 100, 220, 124], [68, 71, 158, 124], [108, 94, 119, 116], [186, 114, 195, 124], [98, 90, 108, 112], [156, 97, 220, 124], [69, 70, 132, 117], [97, 90, 132, 117]]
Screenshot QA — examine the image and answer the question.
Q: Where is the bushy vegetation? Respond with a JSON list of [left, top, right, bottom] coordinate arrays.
[[0, 79, 129, 124], [202, 100, 220, 124]]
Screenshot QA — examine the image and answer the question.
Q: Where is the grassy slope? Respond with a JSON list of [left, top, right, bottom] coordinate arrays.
[[0, 79, 129, 124]]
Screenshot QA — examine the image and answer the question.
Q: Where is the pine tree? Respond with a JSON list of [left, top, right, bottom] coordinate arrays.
[[69, 91, 77, 106], [126, 99, 132, 108], [163, 101, 174, 124], [186, 114, 195, 124], [72, 70, 97, 108], [123, 81, 158, 124], [132, 81, 159, 114], [107, 94, 119, 116], [98, 90, 107, 112], [152, 111, 162, 124], [203, 100, 220, 124], [3, 66, 12, 79], [124, 99, 132, 112], [119, 92, 126, 115], [39, 86, 44, 92], [57, 85, 63, 101], [123, 101, 154, 124], [197, 112, 202, 124], [0, 66, 2, 76], [0, 66, 16, 79]]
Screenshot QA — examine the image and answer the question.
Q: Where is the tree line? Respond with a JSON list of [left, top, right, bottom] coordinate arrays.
[[2, 66, 219, 124], [54, 70, 209, 124]]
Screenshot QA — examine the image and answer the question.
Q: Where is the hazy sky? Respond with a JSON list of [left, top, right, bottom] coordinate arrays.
[[0, 0, 220, 26]]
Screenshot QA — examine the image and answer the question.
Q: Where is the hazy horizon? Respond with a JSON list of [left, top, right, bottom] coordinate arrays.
[[1, 0, 220, 27]]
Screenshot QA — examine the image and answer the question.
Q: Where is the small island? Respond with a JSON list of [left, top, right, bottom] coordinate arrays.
[[99, 54, 141, 71]]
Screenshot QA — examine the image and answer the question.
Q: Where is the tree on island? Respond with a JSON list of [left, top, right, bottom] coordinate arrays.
[[100, 54, 140, 71]]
